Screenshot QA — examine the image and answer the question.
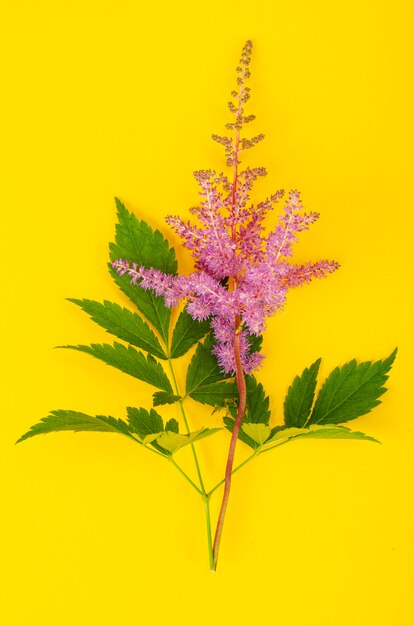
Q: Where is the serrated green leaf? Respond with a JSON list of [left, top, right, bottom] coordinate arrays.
[[111, 198, 177, 274], [186, 335, 229, 392], [242, 423, 271, 445], [188, 427, 222, 443], [142, 433, 161, 446], [126, 407, 164, 438], [284, 358, 321, 427], [109, 199, 177, 342], [247, 334, 263, 354], [264, 426, 307, 445], [155, 432, 190, 454], [67, 298, 167, 359], [169, 309, 211, 359], [226, 376, 270, 424], [262, 424, 379, 447], [244, 376, 271, 424], [156, 428, 221, 455], [16, 410, 132, 444], [165, 418, 179, 433], [220, 377, 271, 448], [296, 424, 380, 443], [223, 416, 259, 450], [109, 266, 170, 343], [309, 348, 397, 425], [152, 391, 181, 407], [186, 334, 236, 406], [189, 381, 238, 406], [59, 342, 173, 392]]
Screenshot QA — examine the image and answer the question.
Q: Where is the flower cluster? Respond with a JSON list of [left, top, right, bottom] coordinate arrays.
[[112, 41, 339, 373]]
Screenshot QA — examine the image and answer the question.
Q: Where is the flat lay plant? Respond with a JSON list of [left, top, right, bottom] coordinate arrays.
[[18, 41, 397, 571]]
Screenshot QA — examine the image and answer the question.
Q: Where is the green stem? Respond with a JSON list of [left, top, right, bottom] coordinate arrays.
[[203, 497, 215, 571], [258, 439, 291, 454], [207, 450, 258, 498], [170, 457, 204, 495], [166, 352, 214, 568], [126, 432, 168, 458], [167, 356, 206, 493]]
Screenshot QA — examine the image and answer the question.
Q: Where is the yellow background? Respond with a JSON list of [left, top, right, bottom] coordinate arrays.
[[1, 1, 413, 624]]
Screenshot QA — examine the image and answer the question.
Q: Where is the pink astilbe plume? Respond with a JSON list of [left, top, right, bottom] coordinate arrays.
[[112, 41, 339, 373]]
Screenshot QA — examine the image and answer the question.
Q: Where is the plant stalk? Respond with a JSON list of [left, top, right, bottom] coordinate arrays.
[[207, 450, 257, 499], [167, 356, 206, 493], [204, 496, 215, 571], [166, 354, 213, 567], [211, 322, 247, 571]]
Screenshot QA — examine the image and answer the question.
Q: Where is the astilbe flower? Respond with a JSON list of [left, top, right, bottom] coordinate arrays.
[[112, 40, 340, 572], [112, 41, 339, 374]]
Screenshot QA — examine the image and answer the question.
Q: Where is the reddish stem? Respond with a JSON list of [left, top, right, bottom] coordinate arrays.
[[211, 80, 247, 571], [211, 316, 247, 571]]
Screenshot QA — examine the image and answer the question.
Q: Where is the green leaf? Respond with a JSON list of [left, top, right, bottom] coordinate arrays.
[[156, 428, 221, 455], [295, 425, 380, 443], [126, 407, 181, 455], [220, 377, 271, 448], [142, 433, 161, 446], [126, 406, 164, 438], [154, 432, 191, 454], [284, 358, 321, 427], [165, 418, 179, 433], [67, 298, 167, 360], [263, 424, 379, 447], [223, 416, 258, 449], [186, 335, 228, 392], [109, 198, 177, 342], [242, 423, 271, 445], [247, 334, 263, 354], [109, 266, 170, 343], [189, 381, 238, 406], [309, 348, 397, 425], [111, 198, 177, 274], [186, 334, 236, 406], [264, 426, 307, 445], [152, 391, 181, 407], [226, 376, 270, 424], [16, 410, 132, 444], [59, 342, 173, 392], [244, 376, 271, 424], [169, 309, 211, 358]]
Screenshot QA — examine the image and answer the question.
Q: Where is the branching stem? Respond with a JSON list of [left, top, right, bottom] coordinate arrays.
[[167, 355, 206, 493], [166, 351, 213, 567], [169, 457, 204, 495], [207, 449, 258, 499]]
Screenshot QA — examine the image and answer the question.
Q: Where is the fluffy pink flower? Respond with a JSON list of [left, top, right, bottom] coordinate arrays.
[[112, 42, 339, 374]]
